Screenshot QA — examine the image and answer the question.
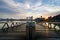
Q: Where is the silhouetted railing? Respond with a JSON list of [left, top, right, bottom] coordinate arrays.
[[39, 22, 60, 32], [0, 22, 25, 32], [2, 22, 9, 32]]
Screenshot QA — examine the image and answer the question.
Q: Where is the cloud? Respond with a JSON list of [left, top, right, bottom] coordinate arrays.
[[42, 0, 60, 6], [0, 0, 60, 19]]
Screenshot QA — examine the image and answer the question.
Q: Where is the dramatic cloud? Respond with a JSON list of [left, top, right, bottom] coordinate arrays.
[[0, 0, 60, 19]]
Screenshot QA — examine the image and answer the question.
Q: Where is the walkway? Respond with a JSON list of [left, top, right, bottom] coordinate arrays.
[[0, 22, 60, 40]]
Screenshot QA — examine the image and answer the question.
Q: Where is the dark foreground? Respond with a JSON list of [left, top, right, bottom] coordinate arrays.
[[0, 23, 60, 40]]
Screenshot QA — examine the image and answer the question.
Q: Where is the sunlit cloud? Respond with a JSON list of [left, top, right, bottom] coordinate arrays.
[[0, 0, 60, 19]]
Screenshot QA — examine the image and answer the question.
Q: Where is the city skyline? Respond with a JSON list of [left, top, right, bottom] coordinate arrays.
[[0, 0, 60, 19]]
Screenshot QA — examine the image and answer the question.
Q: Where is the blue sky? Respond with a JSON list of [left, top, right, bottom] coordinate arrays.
[[0, 0, 60, 19]]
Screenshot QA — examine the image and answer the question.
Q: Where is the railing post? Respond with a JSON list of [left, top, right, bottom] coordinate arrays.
[[11, 22, 14, 27], [10, 22, 14, 31], [2, 22, 9, 32], [16, 22, 17, 25], [54, 24, 56, 29], [48, 23, 51, 29], [54, 24, 57, 31]]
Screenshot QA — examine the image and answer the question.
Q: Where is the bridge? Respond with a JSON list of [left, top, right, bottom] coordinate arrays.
[[0, 17, 60, 40]]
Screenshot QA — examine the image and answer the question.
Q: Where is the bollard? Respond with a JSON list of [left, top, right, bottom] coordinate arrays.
[[26, 16, 35, 40], [11, 22, 14, 31], [26, 22, 35, 40]]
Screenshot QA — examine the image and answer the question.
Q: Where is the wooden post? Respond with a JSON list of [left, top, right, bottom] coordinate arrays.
[[26, 16, 35, 40]]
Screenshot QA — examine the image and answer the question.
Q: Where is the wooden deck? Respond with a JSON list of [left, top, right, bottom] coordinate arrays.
[[0, 23, 60, 40]]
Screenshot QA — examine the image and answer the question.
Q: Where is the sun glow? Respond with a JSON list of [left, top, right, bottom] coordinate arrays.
[[45, 17, 48, 20]]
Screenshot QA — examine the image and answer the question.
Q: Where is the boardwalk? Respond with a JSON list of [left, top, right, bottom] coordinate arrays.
[[35, 23, 60, 40], [0, 22, 60, 40]]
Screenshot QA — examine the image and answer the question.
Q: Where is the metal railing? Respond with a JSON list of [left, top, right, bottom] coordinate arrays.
[[0, 22, 24, 32], [39, 22, 60, 32]]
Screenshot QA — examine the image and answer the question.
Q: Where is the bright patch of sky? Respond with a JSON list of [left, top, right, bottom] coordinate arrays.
[[0, 0, 60, 19]]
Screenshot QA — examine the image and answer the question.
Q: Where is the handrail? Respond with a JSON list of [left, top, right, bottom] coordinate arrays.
[[39, 22, 60, 32], [42, 22, 60, 24], [1, 22, 21, 32]]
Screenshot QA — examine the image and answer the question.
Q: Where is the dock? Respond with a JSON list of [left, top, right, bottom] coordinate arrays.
[[0, 16, 60, 40]]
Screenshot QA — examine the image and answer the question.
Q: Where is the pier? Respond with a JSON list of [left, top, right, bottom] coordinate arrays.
[[0, 17, 60, 40]]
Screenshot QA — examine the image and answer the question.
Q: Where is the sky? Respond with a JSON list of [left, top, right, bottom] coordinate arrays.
[[0, 0, 60, 19]]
